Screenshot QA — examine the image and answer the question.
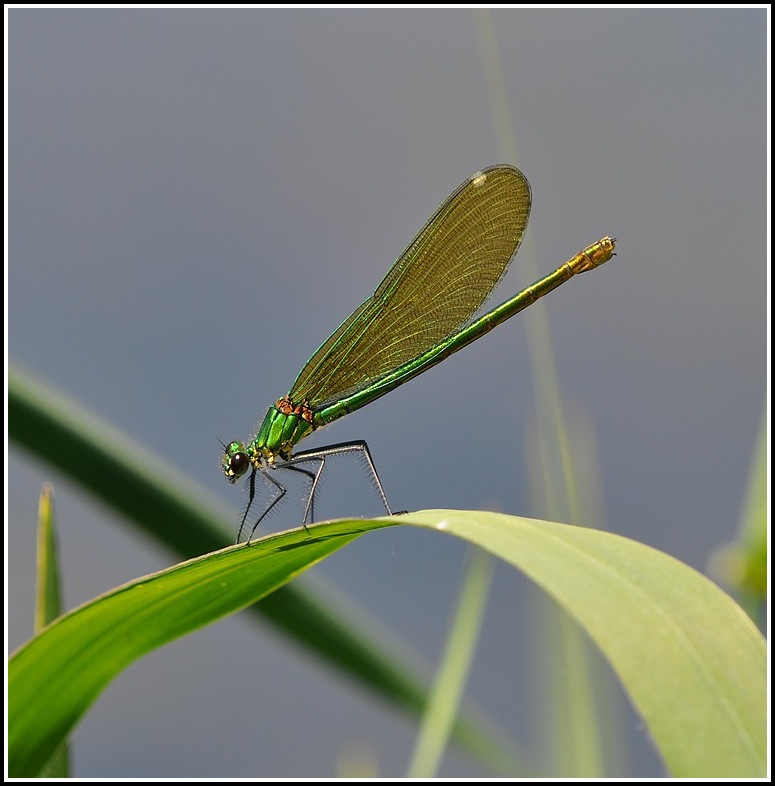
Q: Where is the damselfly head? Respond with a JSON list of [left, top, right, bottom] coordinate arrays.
[[222, 440, 251, 483]]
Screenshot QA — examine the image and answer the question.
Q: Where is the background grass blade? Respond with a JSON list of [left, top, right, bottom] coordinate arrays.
[[474, 11, 618, 774], [35, 485, 63, 632], [709, 401, 767, 623], [407, 547, 496, 777], [33, 485, 70, 778]]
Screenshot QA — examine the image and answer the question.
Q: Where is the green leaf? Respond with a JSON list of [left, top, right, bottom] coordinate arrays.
[[9, 519, 393, 777], [9, 510, 766, 777], [405, 510, 767, 777]]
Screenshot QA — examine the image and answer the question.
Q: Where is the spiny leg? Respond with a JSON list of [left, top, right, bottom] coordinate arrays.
[[239, 440, 397, 543], [236, 467, 259, 543], [277, 461, 321, 531], [238, 468, 289, 544], [289, 440, 394, 522]]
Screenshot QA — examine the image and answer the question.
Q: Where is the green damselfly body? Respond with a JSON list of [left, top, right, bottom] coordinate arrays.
[[223, 165, 615, 542]]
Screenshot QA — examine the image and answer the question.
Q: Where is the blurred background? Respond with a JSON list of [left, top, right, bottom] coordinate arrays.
[[7, 8, 767, 778]]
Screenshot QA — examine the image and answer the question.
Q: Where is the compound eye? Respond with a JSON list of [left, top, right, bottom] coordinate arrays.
[[230, 452, 250, 477], [222, 441, 250, 482]]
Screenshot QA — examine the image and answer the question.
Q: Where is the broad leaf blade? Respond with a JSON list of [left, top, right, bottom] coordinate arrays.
[[10, 509, 765, 778], [403, 510, 767, 777], [8, 519, 391, 777]]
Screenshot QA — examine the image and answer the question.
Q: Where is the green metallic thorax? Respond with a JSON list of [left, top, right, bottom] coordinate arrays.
[[249, 396, 315, 463]]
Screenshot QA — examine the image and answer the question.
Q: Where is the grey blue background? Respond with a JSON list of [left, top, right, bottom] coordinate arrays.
[[8, 8, 767, 778]]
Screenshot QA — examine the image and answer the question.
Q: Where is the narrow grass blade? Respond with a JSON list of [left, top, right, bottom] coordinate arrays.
[[407, 547, 496, 777], [708, 402, 768, 622], [34, 484, 70, 777]]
